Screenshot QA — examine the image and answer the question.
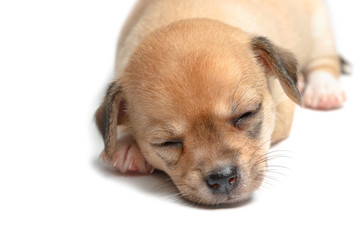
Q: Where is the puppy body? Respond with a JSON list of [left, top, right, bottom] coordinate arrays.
[[96, 0, 342, 205], [115, 0, 341, 133], [116, 0, 339, 78]]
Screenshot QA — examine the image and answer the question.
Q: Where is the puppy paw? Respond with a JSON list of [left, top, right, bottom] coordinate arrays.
[[297, 73, 306, 93], [303, 71, 346, 110], [99, 135, 154, 174]]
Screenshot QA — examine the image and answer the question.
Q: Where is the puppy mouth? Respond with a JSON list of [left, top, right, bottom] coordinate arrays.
[[211, 185, 253, 205], [176, 177, 259, 206], [180, 185, 252, 206]]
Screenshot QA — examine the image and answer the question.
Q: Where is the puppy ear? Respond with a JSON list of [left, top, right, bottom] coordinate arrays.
[[251, 36, 303, 106], [95, 81, 127, 160]]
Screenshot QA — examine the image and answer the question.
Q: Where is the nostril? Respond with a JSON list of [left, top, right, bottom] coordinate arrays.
[[228, 176, 237, 185], [205, 166, 239, 193]]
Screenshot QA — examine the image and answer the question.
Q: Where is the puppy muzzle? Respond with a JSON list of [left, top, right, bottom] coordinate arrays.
[[204, 165, 239, 194]]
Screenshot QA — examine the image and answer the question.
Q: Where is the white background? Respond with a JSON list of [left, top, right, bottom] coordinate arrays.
[[1, 1, 359, 239]]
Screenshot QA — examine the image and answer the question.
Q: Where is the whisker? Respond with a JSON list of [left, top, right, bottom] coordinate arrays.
[[267, 165, 290, 170], [260, 180, 276, 189], [263, 174, 281, 182], [265, 170, 287, 177], [251, 138, 273, 158]]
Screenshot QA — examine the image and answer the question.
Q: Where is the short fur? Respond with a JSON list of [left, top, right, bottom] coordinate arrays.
[[95, 0, 341, 205]]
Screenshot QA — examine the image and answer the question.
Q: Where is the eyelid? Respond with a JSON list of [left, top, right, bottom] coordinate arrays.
[[151, 139, 184, 148], [232, 103, 262, 125], [237, 103, 261, 116]]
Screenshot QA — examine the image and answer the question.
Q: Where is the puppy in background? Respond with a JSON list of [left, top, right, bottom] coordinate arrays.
[[96, 0, 347, 205]]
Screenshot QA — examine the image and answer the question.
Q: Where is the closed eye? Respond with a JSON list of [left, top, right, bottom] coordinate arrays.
[[233, 111, 255, 127], [233, 103, 262, 128], [151, 140, 184, 148]]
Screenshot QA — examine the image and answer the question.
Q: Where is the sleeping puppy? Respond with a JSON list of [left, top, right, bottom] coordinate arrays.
[[95, 0, 346, 205]]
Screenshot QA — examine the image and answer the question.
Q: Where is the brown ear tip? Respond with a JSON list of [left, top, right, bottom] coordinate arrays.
[[104, 147, 115, 163], [293, 90, 304, 107], [99, 151, 116, 166], [298, 97, 305, 107]]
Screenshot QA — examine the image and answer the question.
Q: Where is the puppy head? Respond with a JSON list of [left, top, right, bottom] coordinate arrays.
[[96, 19, 302, 205]]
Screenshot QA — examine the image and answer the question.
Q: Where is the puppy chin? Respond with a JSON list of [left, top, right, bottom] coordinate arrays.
[[173, 173, 264, 206], [178, 185, 254, 206]]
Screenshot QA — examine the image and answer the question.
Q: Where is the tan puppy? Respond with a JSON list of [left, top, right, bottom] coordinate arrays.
[[96, 0, 345, 205]]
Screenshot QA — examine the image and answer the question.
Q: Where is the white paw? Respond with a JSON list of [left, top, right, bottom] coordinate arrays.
[[297, 73, 306, 93], [99, 135, 154, 174], [304, 71, 346, 110]]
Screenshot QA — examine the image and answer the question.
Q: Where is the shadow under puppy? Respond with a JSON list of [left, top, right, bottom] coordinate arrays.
[[95, 0, 345, 205]]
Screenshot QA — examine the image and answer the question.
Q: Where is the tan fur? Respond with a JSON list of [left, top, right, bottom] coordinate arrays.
[[96, 0, 340, 205]]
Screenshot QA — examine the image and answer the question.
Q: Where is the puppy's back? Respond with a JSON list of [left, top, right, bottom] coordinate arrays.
[[115, 0, 318, 76]]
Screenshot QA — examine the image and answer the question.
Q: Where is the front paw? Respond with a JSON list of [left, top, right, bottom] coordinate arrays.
[[303, 71, 346, 110], [99, 135, 154, 174]]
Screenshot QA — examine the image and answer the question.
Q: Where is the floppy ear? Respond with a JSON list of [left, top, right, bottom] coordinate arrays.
[[95, 81, 127, 160], [251, 36, 303, 106]]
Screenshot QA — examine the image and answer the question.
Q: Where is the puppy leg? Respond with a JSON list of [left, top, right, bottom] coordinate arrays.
[[302, 1, 346, 110], [99, 132, 154, 174], [271, 100, 296, 145], [304, 68, 346, 110]]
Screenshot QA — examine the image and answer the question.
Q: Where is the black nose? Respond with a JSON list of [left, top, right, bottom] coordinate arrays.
[[205, 166, 239, 194]]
